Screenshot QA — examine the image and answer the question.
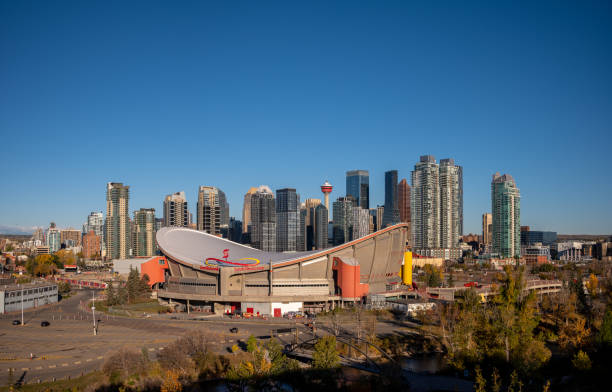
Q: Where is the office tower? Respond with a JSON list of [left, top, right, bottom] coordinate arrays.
[[382, 170, 400, 227], [197, 186, 221, 235], [242, 187, 258, 234], [439, 159, 462, 249], [398, 178, 411, 244], [46, 222, 61, 253], [133, 208, 157, 257], [60, 229, 81, 247], [320, 181, 333, 212], [333, 196, 354, 245], [368, 209, 376, 233], [376, 206, 384, 232], [251, 186, 276, 251], [398, 179, 411, 223], [218, 189, 230, 227], [411, 156, 440, 249], [276, 188, 300, 252], [314, 204, 328, 250], [82, 231, 101, 259], [352, 207, 370, 240], [298, 205, 307, 251], [228, 218, 243, 243], [482, 213, 493, 246], [346, 170, 369, 209], [105, 182, 130, 260], [304, 199, 321, 250], [84, 212, 104, 237], [491, 173, 521, 258], [163, 191, 189, 227]]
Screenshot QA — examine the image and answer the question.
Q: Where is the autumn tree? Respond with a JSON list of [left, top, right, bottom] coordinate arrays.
[[312, 335, 340, 369]]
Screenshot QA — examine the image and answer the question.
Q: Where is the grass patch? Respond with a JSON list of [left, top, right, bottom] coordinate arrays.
[[0, 371, 104, 392], [90, 299, 169, 317]]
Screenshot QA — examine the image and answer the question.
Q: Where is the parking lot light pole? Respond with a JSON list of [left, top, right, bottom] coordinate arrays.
[[21, 287, 24, 326], [92, 291, 97, 336]]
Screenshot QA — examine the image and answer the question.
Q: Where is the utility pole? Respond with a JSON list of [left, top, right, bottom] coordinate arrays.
[[91, 291, 97, 336]]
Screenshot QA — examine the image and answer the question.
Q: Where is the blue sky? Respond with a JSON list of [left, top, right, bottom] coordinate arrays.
[[1, 1, 611, 235]]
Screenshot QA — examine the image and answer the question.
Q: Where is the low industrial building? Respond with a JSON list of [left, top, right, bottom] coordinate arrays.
[[0, 282, 58, 314]]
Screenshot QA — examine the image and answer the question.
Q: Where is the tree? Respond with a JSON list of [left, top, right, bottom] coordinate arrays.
[[423, 264, 443, 287], [596, 310, 612, 347], [474, 366, 486, 392], [106, 282, 117, 306], [161, 369, 182, 392], [246, 334, 257, 353], [312, 335, 340, 369], [572, 350, 591, 371], [586, 274, 599, 296]]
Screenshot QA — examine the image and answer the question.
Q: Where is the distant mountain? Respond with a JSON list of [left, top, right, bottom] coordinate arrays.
[[0, 225, 35, 235]]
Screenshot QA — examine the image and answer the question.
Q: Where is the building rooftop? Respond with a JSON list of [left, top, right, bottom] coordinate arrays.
[[1, 281, 57, 292]]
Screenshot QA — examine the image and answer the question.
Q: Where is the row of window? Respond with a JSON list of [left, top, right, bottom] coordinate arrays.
[[245, 284, 329, 288], [179, 282, 216, 287], [6, 287, 57, 297]]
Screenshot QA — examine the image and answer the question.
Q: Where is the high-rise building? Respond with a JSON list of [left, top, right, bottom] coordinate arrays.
[[242, 187, 258, 234], [46, 222, 61, 253], [382, 170, 400, 228], [298, 205, 307, 252], [228, 218, 243, 243], [376, 206, 384, 232], [197, 186, 221, 235], [439, 159, 462, 249], [411, 156, 463, 254], [251, 186, 276, 251], [304, 199, 321, 251], [346, 170, 369, 209], [133, 208, 156, 257], [398, 178, 411, 243], [32, 227, 44, 245], [314, 204, 328, 250], [82, 230, 101, 259], [218, 189, 230, 228], [411, 156, 440, 249], [482, 213, 493, 247], [276, 188, 300, 252], [352, 207, 370, 240], [60, 229, 81, 247], [84, 212, 104, 237], [163, 191, 189, 227], [491, 173, 521, 258], [458, 166, 464, 236], [105, 182, 130, 260], [333, 196, 354, 245]]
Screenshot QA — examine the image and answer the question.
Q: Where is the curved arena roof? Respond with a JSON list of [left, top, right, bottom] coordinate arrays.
[[156, 224, 409, 269]]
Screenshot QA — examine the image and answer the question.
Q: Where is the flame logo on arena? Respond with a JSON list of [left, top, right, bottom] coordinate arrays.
[[205, 249, 260, 267]]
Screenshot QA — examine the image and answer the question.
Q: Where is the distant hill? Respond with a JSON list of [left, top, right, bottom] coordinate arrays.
[[0, 234, 32, 242], [0, 225, 35, 236], [558, 234, 611, 242]]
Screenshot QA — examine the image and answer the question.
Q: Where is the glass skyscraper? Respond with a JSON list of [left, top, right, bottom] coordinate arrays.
[[251, 186, 276, 251], [491, 173, 521, 258], [346, 170, 369, 209], [276, 188, 300, 252], [382, 170, 400, 228]]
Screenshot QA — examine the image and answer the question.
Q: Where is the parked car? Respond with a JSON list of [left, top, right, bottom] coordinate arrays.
[[40, 321, 50, 327], [229, 327, 239, 333], [12, 320, 21, 325]]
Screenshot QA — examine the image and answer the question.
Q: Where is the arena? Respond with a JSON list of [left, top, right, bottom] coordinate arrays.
[[148, 223, 411, 315]]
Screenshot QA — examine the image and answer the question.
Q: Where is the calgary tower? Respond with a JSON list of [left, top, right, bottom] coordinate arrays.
[[320, 180, 333, 212]]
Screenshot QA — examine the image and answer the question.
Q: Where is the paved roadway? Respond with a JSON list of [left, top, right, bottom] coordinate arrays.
[[0, 290, 307, 386]]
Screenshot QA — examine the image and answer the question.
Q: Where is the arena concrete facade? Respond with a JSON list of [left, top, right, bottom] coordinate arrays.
[[154, 223, 410, 314]]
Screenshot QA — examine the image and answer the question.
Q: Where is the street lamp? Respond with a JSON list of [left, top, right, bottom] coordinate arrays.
[[91, 291, 97, 336], [21, 287, 24, 326]]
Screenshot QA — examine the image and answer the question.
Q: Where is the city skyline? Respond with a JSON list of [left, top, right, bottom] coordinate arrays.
[[1, 1, 611, 235]]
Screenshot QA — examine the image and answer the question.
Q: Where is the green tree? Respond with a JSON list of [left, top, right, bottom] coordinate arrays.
[[597, 310, 612, 347], [106, 282, 117, 306], [246, 334, 257, 353], [423, 264, 443, 287], [312, 335, 340, 369], [571, 350, 591, 371]]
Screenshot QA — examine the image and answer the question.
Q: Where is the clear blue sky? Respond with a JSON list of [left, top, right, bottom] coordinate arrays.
[[1, 1, 611, 235]]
